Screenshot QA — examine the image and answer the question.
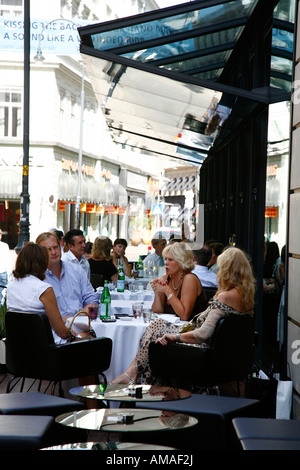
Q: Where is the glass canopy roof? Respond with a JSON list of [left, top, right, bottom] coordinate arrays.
[[78, 0, 294, 164]]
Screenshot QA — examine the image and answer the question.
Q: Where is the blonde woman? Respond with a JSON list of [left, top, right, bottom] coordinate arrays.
[[88, 236, 118, 282], [151, 242, 207, 321], [112, 246, 255, 385]]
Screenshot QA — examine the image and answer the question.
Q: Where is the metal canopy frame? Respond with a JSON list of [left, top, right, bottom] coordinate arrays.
[[78, 0, 294, 165]]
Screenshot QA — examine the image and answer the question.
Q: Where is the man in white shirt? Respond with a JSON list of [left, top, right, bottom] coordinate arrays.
[[192, 246, 218, 288], [62, 229, 90, 279], [0, 229, 13, 305], [143, 236, 167, 267]]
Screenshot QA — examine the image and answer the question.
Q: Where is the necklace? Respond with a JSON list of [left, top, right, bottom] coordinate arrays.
[[172, 276, 183, 291]]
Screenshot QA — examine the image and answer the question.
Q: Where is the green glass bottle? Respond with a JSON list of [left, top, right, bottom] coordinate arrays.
[[117, 264, 125, 292], [137, 255, 144, 278], [100, 280, 111, 319]]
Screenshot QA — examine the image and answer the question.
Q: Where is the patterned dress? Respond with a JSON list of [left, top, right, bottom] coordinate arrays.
[[135, 297, 253, 384]]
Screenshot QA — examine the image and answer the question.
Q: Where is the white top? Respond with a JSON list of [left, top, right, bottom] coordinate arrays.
[[192, 264, 218, 288], [6, 275, 66, 344], [143, 252, 164, 266], [0, 241, 13, 280], [61, 250, 91, 279]]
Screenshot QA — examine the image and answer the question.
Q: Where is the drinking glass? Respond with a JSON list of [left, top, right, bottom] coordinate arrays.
[[132, 302, 143, 318]]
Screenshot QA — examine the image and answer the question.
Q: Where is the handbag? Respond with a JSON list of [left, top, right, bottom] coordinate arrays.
[[66, 311, 96, 342]]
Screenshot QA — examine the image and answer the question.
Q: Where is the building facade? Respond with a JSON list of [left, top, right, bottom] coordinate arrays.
[[0, 0, 175, 248]]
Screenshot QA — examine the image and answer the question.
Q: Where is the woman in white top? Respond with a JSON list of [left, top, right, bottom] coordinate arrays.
[[7, 242, 80, 344]]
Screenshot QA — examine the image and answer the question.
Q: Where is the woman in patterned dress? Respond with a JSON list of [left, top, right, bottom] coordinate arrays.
[[112, 246, 255, 385]]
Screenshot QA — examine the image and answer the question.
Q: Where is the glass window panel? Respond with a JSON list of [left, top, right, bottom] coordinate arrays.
[[11, 92, 21, 102], [12, 106, 21, 137], [121, 28, 239, 64], [0, 1, 22, 5], [274, 0, 295, 22], [270, 76, 291, 93], [271, 55, 292, 75], [0, 92, 10, 102], [272, 28, 293, 53], [0, 106, 9, 137], [163, 51, 229, 74], [90, 0, 258, 52]]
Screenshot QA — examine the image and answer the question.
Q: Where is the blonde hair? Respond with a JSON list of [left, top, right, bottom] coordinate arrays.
[[162, 242, 194, 273], [217, 247, 255, 311], [91, 236, 112, 260]]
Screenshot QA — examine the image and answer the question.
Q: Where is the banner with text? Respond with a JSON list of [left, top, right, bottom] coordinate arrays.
[[0, 18, 96, 55]]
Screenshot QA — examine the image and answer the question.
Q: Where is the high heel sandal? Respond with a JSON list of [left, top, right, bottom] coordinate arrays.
[[124, 372, 135, 385]]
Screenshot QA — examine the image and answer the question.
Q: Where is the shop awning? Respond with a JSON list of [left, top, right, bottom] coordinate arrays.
[[0, 169, 22, 199], [78, 0, 293, 166]]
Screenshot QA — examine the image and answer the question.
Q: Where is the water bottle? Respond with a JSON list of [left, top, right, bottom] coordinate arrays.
[[137, 256, 144, 278], [117, 264, 125, 292], [100, 280, 111, 319]]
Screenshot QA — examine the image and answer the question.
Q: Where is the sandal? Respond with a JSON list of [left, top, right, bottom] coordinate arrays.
[[124, 372, 136, 385]]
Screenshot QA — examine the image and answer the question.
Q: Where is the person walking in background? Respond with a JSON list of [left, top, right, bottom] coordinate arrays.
[[0, 228, 13, 305]]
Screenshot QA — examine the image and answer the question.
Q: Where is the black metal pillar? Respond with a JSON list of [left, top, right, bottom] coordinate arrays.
[[15, 0, 30, 253]]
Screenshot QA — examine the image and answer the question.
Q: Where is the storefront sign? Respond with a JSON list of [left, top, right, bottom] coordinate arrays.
[[81, 203, 97, 213], [61, 159, 95, 177], [265, 207, 278, 217]]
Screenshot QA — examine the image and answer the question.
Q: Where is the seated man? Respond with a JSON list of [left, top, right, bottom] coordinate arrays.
[[206, 241, 224, 274], [143, 236, 167, 267], [192, 246, 218, 288], [36, 232, 98, 319], [62, 229, 90, 279]]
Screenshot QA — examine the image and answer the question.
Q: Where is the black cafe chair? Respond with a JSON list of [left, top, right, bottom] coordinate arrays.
[[149, 314, 255, 394], [5, 310, 112, 396]]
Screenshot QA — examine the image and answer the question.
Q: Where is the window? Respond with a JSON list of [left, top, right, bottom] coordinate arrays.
[[0, 89, 22, 138], [0, 0, 23, 17]]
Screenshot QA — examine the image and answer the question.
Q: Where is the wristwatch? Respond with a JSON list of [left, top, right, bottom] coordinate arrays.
[[167, 292, 174, 300], [175, 334, 181, 342]]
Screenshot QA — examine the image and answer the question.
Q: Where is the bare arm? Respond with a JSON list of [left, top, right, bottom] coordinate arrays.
[[151, 273, 202, 321], [156, 308, 224, 345]]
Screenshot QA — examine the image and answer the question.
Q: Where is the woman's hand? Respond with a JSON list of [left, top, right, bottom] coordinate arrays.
[[150, 277, 168, 295], [155, 333, 176, 345]]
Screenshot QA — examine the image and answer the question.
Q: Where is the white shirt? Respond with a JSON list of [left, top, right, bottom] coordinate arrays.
[[0, 241, 13, 280], [62, 249, 91, 279], [7, 275, 51, 314], [192, 264, 218, 288], [143, 252, 164, 267], [7, 274, 67, 344]]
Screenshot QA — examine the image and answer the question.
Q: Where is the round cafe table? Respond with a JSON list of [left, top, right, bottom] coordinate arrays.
[[70, 384, 192, 404], [55, 407, 198, 435]]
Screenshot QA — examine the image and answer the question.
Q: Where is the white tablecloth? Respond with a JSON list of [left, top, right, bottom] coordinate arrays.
[[91, 314, 184, 382], [108, 289, 155, 317], [110, 290, 154, 302]]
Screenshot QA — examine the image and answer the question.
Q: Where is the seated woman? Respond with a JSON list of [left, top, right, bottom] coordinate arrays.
[[111, 238, 130, 276], [6, 242, 84, 344], [112, 246, 255, 385], [150, 242, 207, 322], [88, 236, 118, 282]]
